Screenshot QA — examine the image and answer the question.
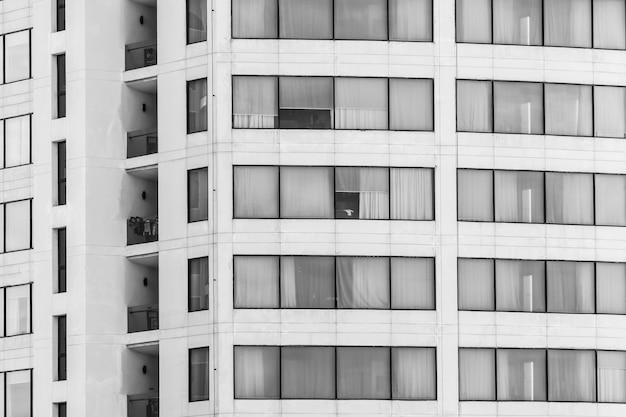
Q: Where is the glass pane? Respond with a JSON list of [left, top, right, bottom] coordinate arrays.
[[596, 262, 626, 314], [6, 285, 30, 336], [337, 347, 391, 399], [189, 257, 209, 311], [494, 170, 544, 223], [337, 257, 390, 308], [497, 349, 547, 401], [281, 347, 335, 398], [392, 347, 436, 399], [232, 0, 277, 38], [594, 86, 626, 138], [390, 168, 433, 220], [598, 351, 626, 402], [336, 167, 389, 219], [389, 0, 432, 41], [6, 370, 30, 417], [4, 115, 30, 167], [547, 261, 595, 313], [459, 348, 496, 400], [548, 350, 596, 402], [496, 259, 546, 312], [233, 76, 278, 128], [234, 346, 280, 398], [279, 0, 333, 39], [544, 0, 592, 47], [594, 0, 626, 49], [335, 0, 387, 40], [458, 170, 494, 221], [456, 80, 493, 132], [456, 0, 492, 43], [391, 257, 435, 309], [188, 168, 208, 222], [545, 172, 594, 225], [56, 55, 66, 118], [280, 256, 335, 308], [545, 84, 593, 136], [233, 166, 279, 218], [187, 79, 208, 133], [596, 174, 626, 226], [279, 77, 333, 129], [4, 31, 30, 83], [494, 82, 544, 134], [190, 347, 210, 401], [335, 78, 388, 130], [458, 258, 495, 310], [280, 167, 334, 218], [5, 200, 31, 252], [493, 0, 542, 45], [187, 0, 208, 43], [234, 256, 279, 308], [390, 78, 433, 131]]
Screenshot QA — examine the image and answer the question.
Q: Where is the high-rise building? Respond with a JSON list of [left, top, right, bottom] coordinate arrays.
[[3, 0, 626, 415]]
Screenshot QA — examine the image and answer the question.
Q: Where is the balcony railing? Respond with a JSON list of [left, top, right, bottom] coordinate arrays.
[[125, 40, 157, 70], [128, 128, 158, 158], [128, 304, 159, 333], [127, 216, 158, 245], [128, 394, 159, 417]]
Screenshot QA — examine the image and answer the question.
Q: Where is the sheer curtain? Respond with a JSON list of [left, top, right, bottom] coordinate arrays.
[[458, 258, 495, 310], [392, 347, 436, 399], [5, 200, 31, 252], [232, 0, 277, 38], [337, 257, 390, 308], [337, 347, 391, 399], [391, 257, 435, 309], [279, 0, 332, 39], [457, 170, 494, 221], [334, 0, 387, 40], [493, 0, 542, 45], [495, 170, 545, 223], [280, 167, 333, 218], [335, 78, 388, 129], [390, 168, 433, 220], [6, 285, 29, 336], [188, 79, 208, 133], [456, 80, 493, 132], [547, 261, 595, 313], [187, 0, 208, 43], [497, 349, 547, 401], [234, 346, 280, 398], [234, 256, 279, 308], [390, 79, 433, 130], [279, 77, 333, 128], [544, 0, 592, 47], [190, 347, 210, 401], [281, 347, 335, 398], [545, 172, 594, 225], [189, 257, 209, 311], [335, 167, 389, 219], [233, 166, 279, 218], [4, 31, 30, 83], [459, 349, 496, 400], [496, 260, 546, 312], [6, 370, 30, 417], [281, 256, 335, 308], [456, 0, 491, 42], [5, 115, 30, 167], [188, 168, 208, 222], [596, 262, 626, 314], [593, 0, 625, 49], [597, 351, 626, 402], [389, 0, 432, 41], [545, 84, 593, 136], [595, 174, 626, 226], [494, 82, 544, 134], [548, 350, 596, 402], [232, 76, 278, 128], [594, 86, 626, 138]]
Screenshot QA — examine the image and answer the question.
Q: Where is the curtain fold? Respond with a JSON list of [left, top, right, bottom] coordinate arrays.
[[392, 348, 436, 399], [456, 0, 492, 43], [497, 349, 547, 401], [335, 78, 388, 129], [5, 116, 30, 168], [596, 262, 626, 314], [232, 0, 277, 38], [334, 0, 387, 40], [546, 172, 594, 225], [279, 0, 333, 39], [390, 168, 433, 220], [391, 258, 435, 309], [337, 347, 391, 399], [233, 166, 279, 218], [594, 86, 626, 138], [595, 174, 626, 226], [548, 350, 596, 402], [458, 258, 495, 310], [597, 351, 626, 402], [280, 167, 333, 218], [279, 77, 333, 110], [493, 0, 542, 45], [281, 347, 335, 398], [234, 256, 279, 308], [458, 170, 494, 221], [337, 257, 390, 308], [544, 84, 593, 137], [547, 261, 595, 313], [457, 80, 493, 132], [594, 0, 626, 49], [496, 259, 546, 312], [544, 0, 592, 47], [233, 76, 278, 128], [234, 346, 280, 398], [494, 81, 544, 134], [389, 0, 432, 41], [390, 78, 433, 131], [495, 170, 544, 223], [459, 349, 496, 400], [281, 256, 335, 308]]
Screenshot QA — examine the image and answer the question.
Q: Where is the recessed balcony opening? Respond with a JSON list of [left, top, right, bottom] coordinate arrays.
[[126, 343, 159, 417], [125, 78, 157, 158], [125, 0, 157, 70], [127, 253, 158, 333], [126, 166, 158, 245]]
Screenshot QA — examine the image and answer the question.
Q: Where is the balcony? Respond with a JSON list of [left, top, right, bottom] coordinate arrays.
[[128, 304, 159, 333], [125, 40, 157, 71], [127, 216, 158, 245], [128, 128, 157, 158], [128, 393, 158, 417]]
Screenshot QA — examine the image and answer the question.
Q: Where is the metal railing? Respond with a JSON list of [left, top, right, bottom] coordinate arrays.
[[127, 128, 158, 158], [125, 40, 157, 70], [127, 216, 158, 245], [128, 394, 159, 417], [128, 304, 159, 333]]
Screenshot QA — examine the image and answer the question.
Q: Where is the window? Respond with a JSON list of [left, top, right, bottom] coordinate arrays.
[[187, 0, 207, 44], [595, 86, 626, 138], [57, 141, 66, 205], [595, 174, 626, 226], [337, 346, 390, 399], [335, 167, 389, 219], [456, 80, 492, 132], [233, 166, 279, 218], [544, 84, 593, 136], [281, 256, 335, 308], [234, 256, 279, 308], [3, 115, 31, 168], [188, 168, 208, 222], [234, 346, 280, 398], [337, 257, 390, 309], [494, 170, 544, 223], [56, 54, 66, 118], [335, 0, 387, 40], [493, 0, 542, 45], [594, 0, 625, 49], [494, 82, 544, 134], [457, 258, 495, 311], [597, 351, 626, 402], [4, 30, 30, 83], [389, 0, 433, 41], [459, 348, 496, 400], [281, 166, 334, 218], [189, 347, 210, 401], [335, 78, 388, 129], [596, 262, 626, 314], [496, 259, 545, 312], [497, 349, 546, 401], [457, 170, 493, 222], [6, 370, 31, 417], [456, 0, 491, 43], [57, 403, 66, 417], [391, 257, 435, 309], [278, 77, 333, 129], [232, 76, 278, 129], [5, 285, 31, 336], [544, 0, 592, 48], [57, 0, 66, 32], [547, 261, 595, 314], [545, 172, 594, 225], [187, 78, 208, 133], [57, 228, 66, 293], [57, 316, 66, 381], [279, 0, 333, 39], [5, 200, 32, 252], [232, 0, 278, 38], [188, 257, 209, 312], [548, 349, 596, 402], [390, 78, 434, 130], [281, 346, 335, 398]]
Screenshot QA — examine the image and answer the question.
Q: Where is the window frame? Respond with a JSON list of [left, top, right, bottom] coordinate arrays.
[[189, 346, 210, 402], [2, 113, 33, 169], [188, 256, 209, 312], [3, 198, 33, 253], [187, 78, 208, 134], [1, 283, 33, 338], [187, 167, 209, 223], [57, 227, 66, 293], [56, 315, 67, 381], [56, 0, 66, 32], [57, 141, 66, 205], [2, 29, 32, 85], [186, 0, 208, 44], [4, 368, 33, 417]]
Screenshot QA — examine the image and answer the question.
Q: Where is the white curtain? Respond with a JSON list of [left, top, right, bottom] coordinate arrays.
[[595, 174, 626, 226], [547, 261, 595, 313], [544, 0, 592, 47], [497, 349, 546, 401], [280, 167, 333, 218], [392, 347, 436, 399], [594, 0, 626, 49], [190, 347, 210, 401], [496, 259, 546, 312], [188, 168, 208, 222], [234, 346, 280, 398], [281, 347, 335, 398], [337, 257, 390, 308], [189, 257, 209, 311], [336, 167, 389, 219], [278, 77, 333, 128], [457, 170, 494, 221], [187, 78, 208, 133], [187, 0, 208, 43], [545, 172, 594, 225], [280, 256, 335, 308], [456, 80, 493, 132], [337, 347, 391, 399], [494, 82, 544, 134], [459, 348, 496, 400], [5, 115, 30, 167], [548, 350, 596, 402], [234, 256, 279, 308], [233, 166, 279, 218], [232, 0, 277, 38], [335, 78, 388, 130], [596, 262, 626, 314], [389, 0, 432, 41], [6, 370, 30, 417], [391, 257, 435, 309], [458, 258, 495, 310], [390, 79, 433, 131], [493, 0, 542, 45], [334, 0, 387, 40], [456, 0, 492, 43], [594, 86, 626, 138], [6, 285, 29, 336], [5, 200, 31, 252], [545, 84, 593, 136], [597, 351, 626, 402], [232, 76, 278, 128], [494, 170, 544, 223], [390, 168, 433, 220], [279, 0, 332, 39], [4, 30, 29, 83]]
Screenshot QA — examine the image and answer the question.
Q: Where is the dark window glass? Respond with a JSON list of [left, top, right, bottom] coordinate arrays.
[[58, 403, 67, 417], [58, 315, 67, 381], [189, 257, 209, 311], [57, 0, 66, 31], [188, 168, 208, 222], [187, 79, 208, 133], [278, 77, 333, 129], [58, 228, 66, 293], [57, 54, 66, 118], [190, 347, 210, 401], [187, 0, 207, 44], [58, 141, 66, 205]]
